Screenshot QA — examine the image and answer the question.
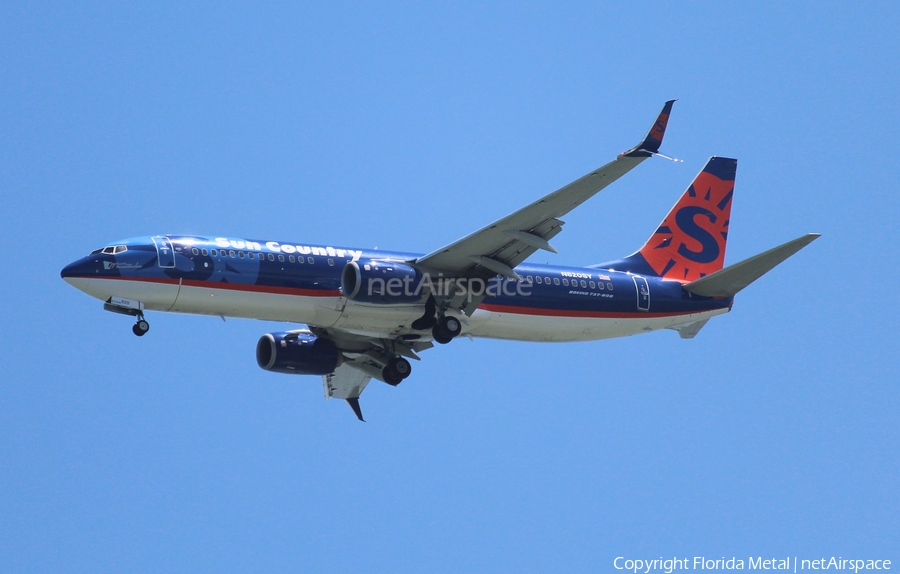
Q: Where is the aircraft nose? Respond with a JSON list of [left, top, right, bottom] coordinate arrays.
[[60, 260, 77, 279], [61, 258, 89, 281]]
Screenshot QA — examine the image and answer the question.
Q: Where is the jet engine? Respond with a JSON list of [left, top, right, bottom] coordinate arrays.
[[340, 259, 425, 304], [256, 331, 339, 375]]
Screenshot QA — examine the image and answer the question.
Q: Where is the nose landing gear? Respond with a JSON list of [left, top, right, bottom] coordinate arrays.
[[103, 297, 150, 337], [132, 316, 150, 337]]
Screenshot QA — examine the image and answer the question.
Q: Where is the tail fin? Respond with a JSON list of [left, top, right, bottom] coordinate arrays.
[[605, 157, 737, 282]]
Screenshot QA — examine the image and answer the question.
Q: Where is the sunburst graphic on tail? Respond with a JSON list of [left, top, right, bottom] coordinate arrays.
[[638, 157, 737, 282]]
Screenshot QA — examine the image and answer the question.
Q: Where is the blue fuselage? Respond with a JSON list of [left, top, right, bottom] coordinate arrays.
[[61, 235, 732, 342]]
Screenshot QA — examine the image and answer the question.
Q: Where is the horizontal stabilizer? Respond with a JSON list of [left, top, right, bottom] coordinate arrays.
[[684, 233, 820, 298]]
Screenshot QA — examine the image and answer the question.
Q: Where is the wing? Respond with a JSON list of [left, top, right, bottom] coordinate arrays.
[[317, 102, 678, 419], [316, 327, 434, 421], [416, 101, 676, 289]]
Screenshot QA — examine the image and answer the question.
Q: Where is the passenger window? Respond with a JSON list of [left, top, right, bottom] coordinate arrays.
[[607, 283, 613, 290], [229, 250, 236, 258], [590, 281, 596, 289], [535, 276, 542, 284], [278, 255, 285, 262], [308, 257, 314, 264], [289, 255, 296, 263], [580, 280, 587, 288], [267, 253, 274, 261], [562, 279, 569, 286], [248, 252, 254, 259], [192, 248, 199, 255], [598, 282, 604, 290], [202, 249, 208, 256], [553, 278, 560, 285], [211, 249, 218, 256], [327, 258, 334, 266], [298, 256, 304, 264], [527, 275, 533, 283]]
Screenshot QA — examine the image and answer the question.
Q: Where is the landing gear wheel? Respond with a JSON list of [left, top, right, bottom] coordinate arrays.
[[432, 327, 453, 345], [133, 319, 150, 337], [388, 356, 412, 379], [382, 356, 412, 386], [382, 366, 403, 386], [432, 315, 461, 344], [440, 316, 462, 337]]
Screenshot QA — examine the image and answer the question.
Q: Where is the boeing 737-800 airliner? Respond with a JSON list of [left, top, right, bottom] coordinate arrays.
[[61, 101, 819, 420]]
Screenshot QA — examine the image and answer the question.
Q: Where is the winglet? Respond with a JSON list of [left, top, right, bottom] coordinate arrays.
[[623, 99, 676, 158], [346, 398, 365, 422]]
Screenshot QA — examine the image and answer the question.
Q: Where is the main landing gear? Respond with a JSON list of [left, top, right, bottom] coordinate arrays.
[[132, 315, 150, 337], [432, 315, 461, 345], [382, 356, 412, 386], [412, 296, 463, 344]]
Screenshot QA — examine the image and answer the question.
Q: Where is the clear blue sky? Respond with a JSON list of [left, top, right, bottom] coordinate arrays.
[[1, 3, 898, 572]]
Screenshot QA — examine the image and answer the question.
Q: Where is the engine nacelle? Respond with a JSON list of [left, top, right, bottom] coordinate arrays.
[[256, 331, 339, 375], [341, 259, 424, 304]]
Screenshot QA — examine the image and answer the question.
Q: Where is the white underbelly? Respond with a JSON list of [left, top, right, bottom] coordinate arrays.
[[170, 282, 343, 326], [69, 277, 344, 326], [66, 277, 179, 311], [70, 276, 729, 343], [464, 308, 729, 342]]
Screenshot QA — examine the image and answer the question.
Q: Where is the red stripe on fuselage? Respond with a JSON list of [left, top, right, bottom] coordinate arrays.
[[68, 275, 342, 298], [478, 302, 701, 319]]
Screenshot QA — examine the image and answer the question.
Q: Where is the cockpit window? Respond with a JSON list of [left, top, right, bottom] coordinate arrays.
[[92, 245, 128, 255]]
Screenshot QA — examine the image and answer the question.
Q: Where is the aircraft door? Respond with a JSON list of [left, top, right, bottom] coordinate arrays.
[[152, 236, 176, 268], [633, 275, 650, 311]]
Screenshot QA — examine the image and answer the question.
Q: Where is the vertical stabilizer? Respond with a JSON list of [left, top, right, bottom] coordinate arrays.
[[603, 157, 737, 282]]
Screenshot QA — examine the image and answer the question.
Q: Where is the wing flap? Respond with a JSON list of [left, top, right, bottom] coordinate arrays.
[[490, 218, 565, 270], [323, 363, 371, 400], [323, 363, 372, 421]]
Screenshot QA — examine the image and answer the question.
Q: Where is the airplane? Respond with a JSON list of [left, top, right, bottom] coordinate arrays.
[[61, 101, 819, 420]]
